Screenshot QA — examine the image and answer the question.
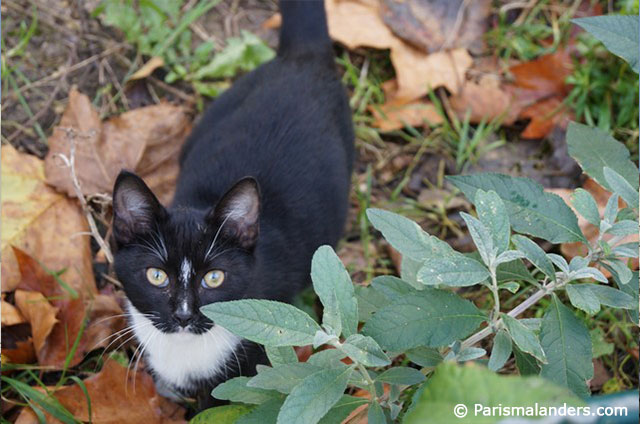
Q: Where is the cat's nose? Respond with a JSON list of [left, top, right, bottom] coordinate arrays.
[[173, 309, 193, 327]]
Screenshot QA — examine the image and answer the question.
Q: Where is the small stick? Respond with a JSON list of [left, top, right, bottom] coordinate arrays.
[[55, 129, 114, 264]]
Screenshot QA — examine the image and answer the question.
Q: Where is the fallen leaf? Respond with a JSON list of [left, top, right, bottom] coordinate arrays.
[[1, 323, 37, 365], [390, 47, 472, 99], [380, 0, 491, 53], [15, 359, 186, 424], [509, 50, 573, 102], [44, 88, 191, 204], [13, 248, 124, 367], [2, 297, 26, 326], [325, 0, 397, 50], [1, 144, 94, 294], [130, 56, 165, 80], [325, 0, 472, 100], [370, 98, 442, 131], [450, 75, 518, 125], [520, 97, 571, 139], [14, 290, 59, 356]]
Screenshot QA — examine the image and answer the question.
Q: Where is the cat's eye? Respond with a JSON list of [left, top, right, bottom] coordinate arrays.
[[146, 268, 169, 287], [202, 270, 225, 288]]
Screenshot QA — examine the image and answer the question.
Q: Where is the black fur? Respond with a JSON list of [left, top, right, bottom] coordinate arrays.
[[112, 0, 354, 411]]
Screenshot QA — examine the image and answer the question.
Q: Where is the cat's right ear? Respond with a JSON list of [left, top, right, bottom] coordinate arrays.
[[112, 171, 165, 245]]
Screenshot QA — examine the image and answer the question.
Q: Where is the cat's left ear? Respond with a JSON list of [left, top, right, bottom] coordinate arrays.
[[207, 177, 261, 250]]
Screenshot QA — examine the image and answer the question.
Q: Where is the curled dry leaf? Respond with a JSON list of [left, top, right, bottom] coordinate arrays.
[[2, 297, 26, 326], [15, 359, 186, 424], [12, 247, 124, 368], [13, 289, 59, 356], [379, 0, 491, 54], [325, 0, 472, 100], [44, 88, 191, 204], [1, 323, 37, 365], [130, 56, 165, 80], [370, 99, 443, 131], [1, 144, 94, 294]]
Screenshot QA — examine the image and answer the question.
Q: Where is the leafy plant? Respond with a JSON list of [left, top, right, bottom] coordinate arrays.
[[193, 119, 637, 422], [96, 0, 274, 97]]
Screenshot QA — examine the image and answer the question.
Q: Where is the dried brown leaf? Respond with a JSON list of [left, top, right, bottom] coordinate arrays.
[[130, 56, 165, 80], [2, 298, 26, 326], [1, 144, 94, 294], [44, 88, 191, 204], [370, 98, 443, 131], [14, 290, 59, 356], [15, 359, 186, 424]]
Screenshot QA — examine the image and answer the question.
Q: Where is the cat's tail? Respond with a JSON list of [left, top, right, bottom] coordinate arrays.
[[278, 0, 332, 57]]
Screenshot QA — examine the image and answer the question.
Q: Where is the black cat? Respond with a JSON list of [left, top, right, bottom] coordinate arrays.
[[111, 0, 354, 411]]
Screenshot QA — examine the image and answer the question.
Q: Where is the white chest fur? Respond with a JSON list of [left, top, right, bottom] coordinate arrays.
[[127, 304, 240, 391]]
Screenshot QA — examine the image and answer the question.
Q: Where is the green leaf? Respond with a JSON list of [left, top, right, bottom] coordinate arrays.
[[460, 212, 495, 266], [311, 246, 358, 338], [403, 362, 584, 424], [566, 284, 601, 314], [604, 259, 633, 285], [511, 235, 556, 282], [248, 363, 321, 394], [488, 329, 512, 371], [573, 15, 639, 73], [496, 258, 536, 284], [362, 289, 485, 350], [501, 314, 546, 362], [236, 399, 283, 424], [604, 167, 639, 208], [212, 377, 281, 404], [586, 283, 636, 309], [341, 334, 391, 367], [307, 349, 347, 368], [418, 256, 490, 287], [367, 401, 387, 424], [603, 194, 620, 225], [569, 267, 608, 283], [201, 300, 321, 347], [540, 296, 593, 398], [401, 255, 424, 288], [366, 208, 454, 261], [475, 190, 511, 255], [513, 346, 540, 376], [355, 285, 389, 321], [607, 220, 639, 236], [266, 346, 298, 366], [566, 122, 638, 191], [277, 367, 352, 424], [612, 242, 639, 258], [190, 404, 254, 424], [375, 367, 425, 385], [571, 189, 601, 226], [455, 347, 486, 362], [498, 281, 520, 293], [493, 250, 526, 266], [616, 271, 639, 323], [318, 396, 368, 424], [448, 173, 585, 243], [371, 276, 415, 299], [193, 30, 275, 79], [406, 347, 443, 368]]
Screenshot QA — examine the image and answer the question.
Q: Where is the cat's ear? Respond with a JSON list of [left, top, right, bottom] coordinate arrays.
[[207, 177, 261, 249], [112, 171, 165, 245]]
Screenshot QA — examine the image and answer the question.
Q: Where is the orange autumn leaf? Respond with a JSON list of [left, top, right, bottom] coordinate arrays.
[[1, 144, 94, 294], [15, 359, 186, 424], [370, 98, 443, 131], [13, 290, 59, 356], [13, 247, 124, 368]]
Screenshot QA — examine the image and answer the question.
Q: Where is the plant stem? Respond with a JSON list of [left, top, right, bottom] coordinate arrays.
[[489, 267, 500, 322], [356, 363, 378, 400]]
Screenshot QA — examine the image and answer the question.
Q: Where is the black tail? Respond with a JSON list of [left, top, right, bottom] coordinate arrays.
[[278, 0, 332, 56]]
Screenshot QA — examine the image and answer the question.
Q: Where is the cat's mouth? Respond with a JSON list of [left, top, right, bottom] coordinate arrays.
[[165, 319, 214, 335]]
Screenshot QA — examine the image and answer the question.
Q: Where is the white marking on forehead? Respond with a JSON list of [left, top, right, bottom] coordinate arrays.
[[180, 258, 193, 285]]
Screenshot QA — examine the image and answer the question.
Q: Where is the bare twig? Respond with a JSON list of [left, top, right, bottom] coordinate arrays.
[[55, 128, 114, 264]]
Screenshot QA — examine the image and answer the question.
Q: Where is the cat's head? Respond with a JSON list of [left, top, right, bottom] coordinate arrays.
[[111, 171, 261, 334]]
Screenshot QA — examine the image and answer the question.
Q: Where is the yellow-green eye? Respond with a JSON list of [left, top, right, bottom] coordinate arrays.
[[202, 270, 225, 288], [146, 268, 168, 287]]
